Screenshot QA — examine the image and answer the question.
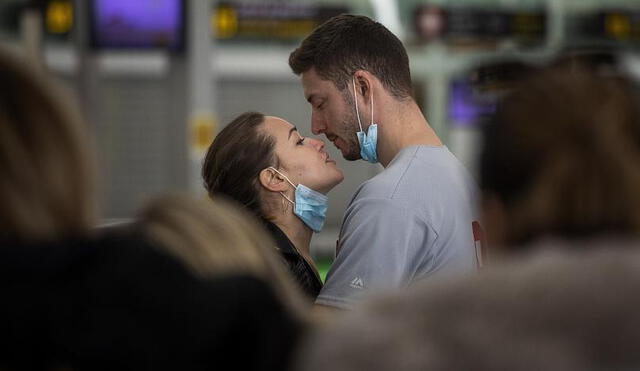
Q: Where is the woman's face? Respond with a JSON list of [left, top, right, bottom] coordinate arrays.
[[262, 116, 343, 194]]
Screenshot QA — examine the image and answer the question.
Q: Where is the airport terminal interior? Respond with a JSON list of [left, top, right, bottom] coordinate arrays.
[[2, 0, 640, 279]]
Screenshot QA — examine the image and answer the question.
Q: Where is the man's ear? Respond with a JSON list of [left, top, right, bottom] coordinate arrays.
[[259, 168, 290, 193], [353, 70, 373, 100]]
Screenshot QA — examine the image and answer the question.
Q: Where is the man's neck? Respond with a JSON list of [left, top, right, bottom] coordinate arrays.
[[377, 100, 442, 168]]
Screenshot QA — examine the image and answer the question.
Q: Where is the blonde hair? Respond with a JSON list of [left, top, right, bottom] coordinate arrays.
[[0, 47, 95, 240], [138, 194, 308, 315]]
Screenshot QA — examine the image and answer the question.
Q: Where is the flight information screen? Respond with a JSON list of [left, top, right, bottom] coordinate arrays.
[[448, 61, 537, 128], [214, 2, 347, 41], [414, 5, 547, 49], [90, 0, 185, 50], [448, 79, 496, 128]]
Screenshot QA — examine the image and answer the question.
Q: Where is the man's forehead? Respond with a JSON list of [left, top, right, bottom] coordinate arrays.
[[301, 68, 334, 100], [300, 70, 316, 100]]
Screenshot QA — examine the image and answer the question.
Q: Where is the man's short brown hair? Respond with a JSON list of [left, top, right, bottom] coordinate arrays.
[[289, 14, 413, 100]]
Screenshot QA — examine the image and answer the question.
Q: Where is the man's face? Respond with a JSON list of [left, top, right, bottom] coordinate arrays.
[[301, 67, 361, 161]]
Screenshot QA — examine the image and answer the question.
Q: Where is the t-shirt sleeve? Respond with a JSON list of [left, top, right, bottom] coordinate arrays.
[[315, 198, 437, 309]]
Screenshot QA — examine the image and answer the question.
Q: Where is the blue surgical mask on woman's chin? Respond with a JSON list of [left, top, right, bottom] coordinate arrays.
[[267, 167, 328, 233], [353, 77, 379, 163]]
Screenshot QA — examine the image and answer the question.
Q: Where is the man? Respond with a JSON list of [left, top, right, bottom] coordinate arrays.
[[289, 14, 479, 308]]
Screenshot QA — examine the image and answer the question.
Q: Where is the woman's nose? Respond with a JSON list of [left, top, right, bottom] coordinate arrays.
[[309, 138, 325, 151]]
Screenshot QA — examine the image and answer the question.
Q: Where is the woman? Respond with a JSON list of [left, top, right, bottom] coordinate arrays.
[[202, 112, 344, 299]]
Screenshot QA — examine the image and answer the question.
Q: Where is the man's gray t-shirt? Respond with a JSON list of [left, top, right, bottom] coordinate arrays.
[[316, 145, 479, 308]]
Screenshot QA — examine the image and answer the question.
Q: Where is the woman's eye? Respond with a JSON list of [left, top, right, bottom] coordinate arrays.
[[297, 137, 306, 145]]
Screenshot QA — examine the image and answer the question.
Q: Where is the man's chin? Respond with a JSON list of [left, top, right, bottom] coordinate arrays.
[[342, 149, 361, 161]]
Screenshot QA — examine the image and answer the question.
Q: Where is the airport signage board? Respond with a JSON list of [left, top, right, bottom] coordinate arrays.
[[414, 5, 546, 48], [214, 2, 347, 41]]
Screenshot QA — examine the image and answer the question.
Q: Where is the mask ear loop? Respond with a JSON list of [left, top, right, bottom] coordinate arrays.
[[353, 77, 364, 132], [267, 167, 296, 205], [370, 87, 374, 126]]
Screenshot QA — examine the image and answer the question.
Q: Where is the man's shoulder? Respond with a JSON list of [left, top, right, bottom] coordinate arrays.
[[349, 147, 423, 200], [346, 145, 478, 227], [355, 146, 469, 199], [352, 170, 400, 201]]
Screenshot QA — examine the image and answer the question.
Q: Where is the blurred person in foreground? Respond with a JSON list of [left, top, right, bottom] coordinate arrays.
[[289, 15, 479, 309], [136, 195, 304, 369], [203, 112, 344, 300], [294, 66, 640, 371], [480, 63, 640, 258], [296, 247, 640, 371], [0, 46, 300, 370]]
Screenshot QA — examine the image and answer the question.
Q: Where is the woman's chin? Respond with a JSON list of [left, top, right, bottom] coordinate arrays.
[[329, 173, 345, 189], [317, 176, 343, 194]]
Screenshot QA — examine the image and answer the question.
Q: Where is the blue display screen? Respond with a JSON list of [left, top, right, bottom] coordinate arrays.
[[91, 0, 184, 50], [448, 80, 496, 128]]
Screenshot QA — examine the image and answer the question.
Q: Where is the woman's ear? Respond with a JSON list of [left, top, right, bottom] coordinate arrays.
[[259, 168, 290, 193]]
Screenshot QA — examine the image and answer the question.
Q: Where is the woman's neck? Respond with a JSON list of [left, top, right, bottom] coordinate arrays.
[[272, 212, 313, 259]]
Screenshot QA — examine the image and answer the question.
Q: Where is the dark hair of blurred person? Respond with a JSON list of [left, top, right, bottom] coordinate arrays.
[[202, 112, 343, 299], [480, 64, 640, 252], [295, 247, 640, 371], [0, 47, 95, 240]]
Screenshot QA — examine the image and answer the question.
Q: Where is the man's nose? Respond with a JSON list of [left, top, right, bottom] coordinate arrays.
[[311, 112, 326, 135]]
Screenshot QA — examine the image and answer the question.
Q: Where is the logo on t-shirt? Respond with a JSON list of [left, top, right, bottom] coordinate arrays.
[[350, 277, 364, 289]]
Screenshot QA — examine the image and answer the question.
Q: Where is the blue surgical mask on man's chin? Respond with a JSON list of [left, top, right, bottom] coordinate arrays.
[[353, 77, 379, 163], [267, 167, 328, 233]]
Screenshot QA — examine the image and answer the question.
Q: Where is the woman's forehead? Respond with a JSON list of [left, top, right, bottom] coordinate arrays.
[[264, 116, 297, 138]]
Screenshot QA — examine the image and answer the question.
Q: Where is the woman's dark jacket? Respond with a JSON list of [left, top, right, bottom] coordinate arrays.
[[263, 220, 323, 299]]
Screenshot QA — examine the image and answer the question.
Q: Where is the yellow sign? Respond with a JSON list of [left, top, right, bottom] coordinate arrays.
[[214, 5, 238, 39], [46, 0, 73, 34], [605, 13, 631, 40], [191, 114, 217, 152]]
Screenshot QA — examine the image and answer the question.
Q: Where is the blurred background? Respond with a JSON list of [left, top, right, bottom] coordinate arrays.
[[2, 0, 640, 275]]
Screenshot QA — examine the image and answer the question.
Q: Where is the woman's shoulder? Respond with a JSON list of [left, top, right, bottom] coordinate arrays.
[[260, 219, 323, 298]]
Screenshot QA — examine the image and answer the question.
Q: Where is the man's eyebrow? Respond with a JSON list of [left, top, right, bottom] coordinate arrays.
[[288, 126, 298, 139]]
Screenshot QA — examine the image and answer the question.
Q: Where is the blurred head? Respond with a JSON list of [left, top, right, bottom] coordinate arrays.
[[480, 65, 640, 250], [289, 15, 412, 160], [296, 248, 640, 371], [0, 47, 95, 240], [138, 194, 307, 315], [202, 112, 343, 221]]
